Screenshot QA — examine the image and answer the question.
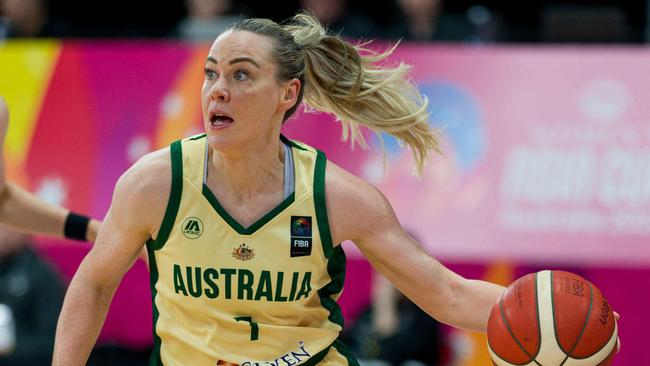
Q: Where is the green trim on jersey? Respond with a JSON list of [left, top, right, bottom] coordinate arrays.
[[199, 135, 302, 236], [280, 134, 308, 151], [202, 185, 296, 235], [147, 247, 163, 366], [145, 140, 183, 365], [333, 339, 361, 366], [313, 150, 333, 258], [148, 140, 183, 251], [189, 133, 207, 141], [318, 246, 346, 327], [299, 342, 332, 366], [313, 149, 346, 328]]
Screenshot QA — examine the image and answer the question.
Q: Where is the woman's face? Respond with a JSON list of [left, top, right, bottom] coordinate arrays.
[[201, 30, 299, 153]]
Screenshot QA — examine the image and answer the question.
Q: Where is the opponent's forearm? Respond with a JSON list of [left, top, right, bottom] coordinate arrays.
[[0, 182, 99, 241], [0, 182, 68, 236], [52, 273, 116, 366]]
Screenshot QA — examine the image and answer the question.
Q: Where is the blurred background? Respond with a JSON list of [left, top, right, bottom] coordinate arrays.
[[1, 0, 650, 42], [1, 0, 649, 365]]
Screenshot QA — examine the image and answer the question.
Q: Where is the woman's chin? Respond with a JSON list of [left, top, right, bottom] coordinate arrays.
[[206, 134, 240, 153]]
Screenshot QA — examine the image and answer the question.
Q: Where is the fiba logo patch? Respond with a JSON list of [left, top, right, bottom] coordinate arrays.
[[182, 217, 203, 239], [290, 216, 312, 257]]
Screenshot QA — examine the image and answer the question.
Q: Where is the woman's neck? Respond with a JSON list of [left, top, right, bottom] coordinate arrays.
[[207, 137, 285, 202]]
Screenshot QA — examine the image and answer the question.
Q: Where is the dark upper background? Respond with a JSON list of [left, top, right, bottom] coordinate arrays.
[[0, 0, 647, 43]]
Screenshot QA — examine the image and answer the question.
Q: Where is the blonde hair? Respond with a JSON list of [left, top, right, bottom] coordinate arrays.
[[231, 14, 442, 175]]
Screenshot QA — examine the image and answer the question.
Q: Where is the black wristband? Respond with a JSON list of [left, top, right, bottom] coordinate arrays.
[[64, 212, 90, 241]]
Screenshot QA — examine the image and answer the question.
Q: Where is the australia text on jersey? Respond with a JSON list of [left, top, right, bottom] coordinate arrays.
[[173, 265, 313, 302]]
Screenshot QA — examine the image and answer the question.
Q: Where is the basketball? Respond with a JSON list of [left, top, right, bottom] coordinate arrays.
[[487, 270, 618, 366]]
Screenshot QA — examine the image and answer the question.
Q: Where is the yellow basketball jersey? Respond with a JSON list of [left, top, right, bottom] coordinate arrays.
[[146, 134, 358, 366]]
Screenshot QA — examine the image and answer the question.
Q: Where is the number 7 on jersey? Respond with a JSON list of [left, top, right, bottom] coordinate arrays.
[[235, 316, 259, 341]]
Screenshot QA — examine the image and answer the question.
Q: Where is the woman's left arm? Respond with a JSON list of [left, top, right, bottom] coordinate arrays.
[[326, 162, 505, 332]]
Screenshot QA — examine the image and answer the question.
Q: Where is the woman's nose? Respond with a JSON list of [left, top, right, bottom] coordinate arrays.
[[210, 80, 229, 102]]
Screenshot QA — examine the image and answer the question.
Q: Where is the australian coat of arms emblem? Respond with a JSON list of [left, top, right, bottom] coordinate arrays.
[[232, 243, 255, 261]]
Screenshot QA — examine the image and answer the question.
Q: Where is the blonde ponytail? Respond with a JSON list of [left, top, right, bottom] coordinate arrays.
[[231, 13, 442, 175]]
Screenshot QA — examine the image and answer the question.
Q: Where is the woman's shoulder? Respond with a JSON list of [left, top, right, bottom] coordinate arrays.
[[325, 162, 385, 205], [113, 147, 173, 207], [124, 146, 171, 181], [325, 161, 397, 243]]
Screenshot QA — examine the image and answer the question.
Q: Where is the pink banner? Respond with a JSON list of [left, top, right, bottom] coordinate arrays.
[[349, 45, 650, 266]]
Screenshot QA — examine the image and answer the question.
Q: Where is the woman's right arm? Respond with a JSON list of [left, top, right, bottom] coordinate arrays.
[[52, 149, 170, 366]]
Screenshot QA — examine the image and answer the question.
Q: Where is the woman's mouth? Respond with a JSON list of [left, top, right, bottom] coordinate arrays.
[[209, 113, 234, 128]]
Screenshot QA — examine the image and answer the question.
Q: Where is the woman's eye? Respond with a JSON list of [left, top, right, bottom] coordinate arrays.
[[204, 69, 217, 80], [234, 70, 250, 81]]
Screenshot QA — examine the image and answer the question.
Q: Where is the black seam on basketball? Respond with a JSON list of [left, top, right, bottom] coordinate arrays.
[[560, 352, 569, 365], [569, 282, 610, 360], [560, 350, 569, 365], [568, 281, 594, 358], [551, 272, 571, 366], [499, 295, 538, 365]]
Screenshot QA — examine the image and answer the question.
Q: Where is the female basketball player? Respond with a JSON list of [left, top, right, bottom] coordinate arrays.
[[0, 97, 99, 242], [53, 14, 508, 365]]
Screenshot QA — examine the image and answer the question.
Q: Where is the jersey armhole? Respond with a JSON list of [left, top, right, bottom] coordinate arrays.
[[313, 149, 347, 329], [313, 149, 333, 258], [147, 140, 183, 251]]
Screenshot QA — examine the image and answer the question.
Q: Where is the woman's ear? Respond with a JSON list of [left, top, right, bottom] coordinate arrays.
[[281, 78, 301, 108]]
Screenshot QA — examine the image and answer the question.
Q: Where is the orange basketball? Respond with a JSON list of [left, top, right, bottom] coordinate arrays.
[[487, 270, 618, 366]]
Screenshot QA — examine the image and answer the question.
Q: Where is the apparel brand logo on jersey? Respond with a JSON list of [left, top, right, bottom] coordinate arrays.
[[290, 216, 312, 257], [232, 243, 255, 261], [215, 341, 311, 366], [182, 217, 204, 239]]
